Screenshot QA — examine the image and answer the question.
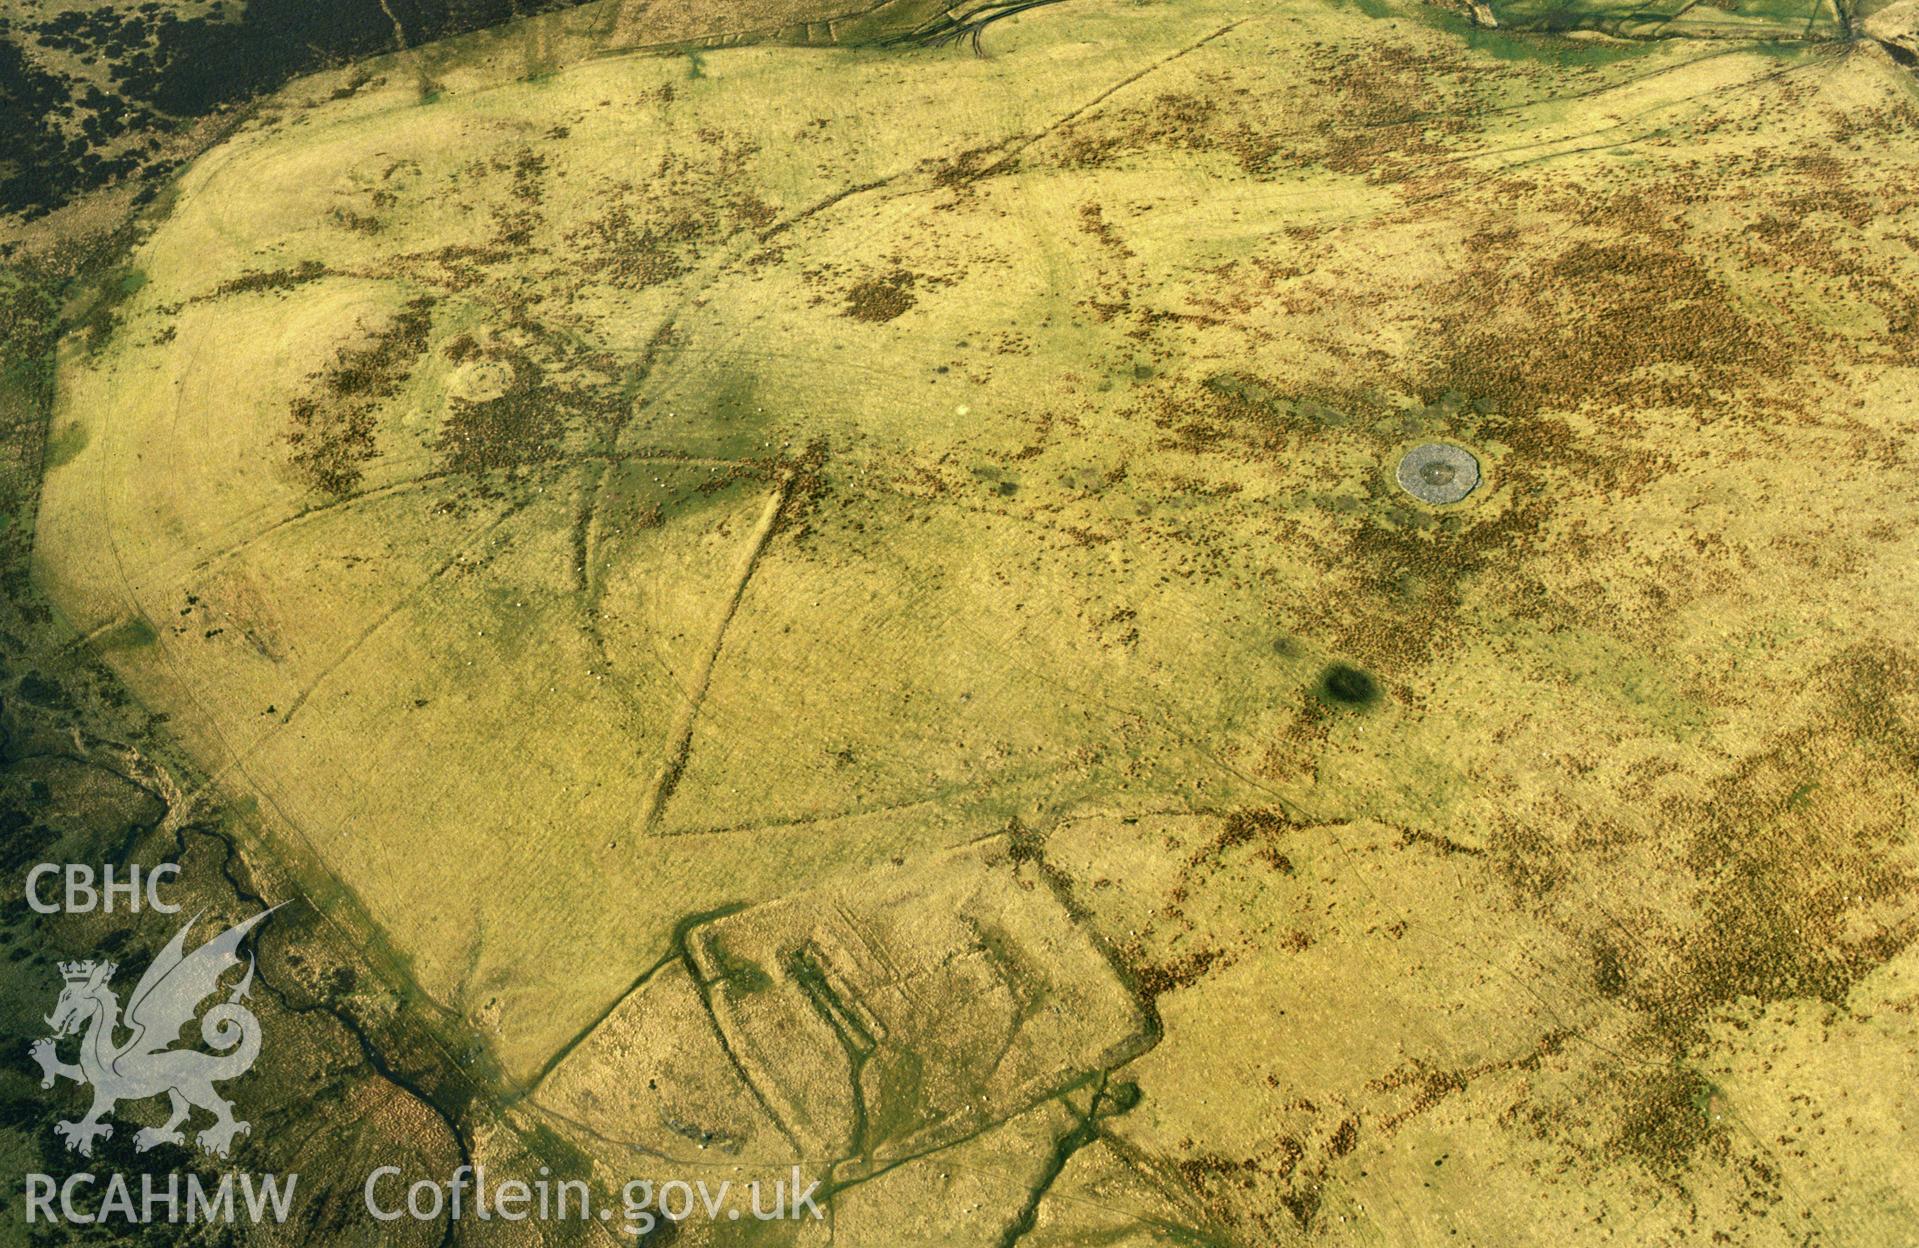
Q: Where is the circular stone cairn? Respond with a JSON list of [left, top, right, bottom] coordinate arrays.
[[1396, 443, 1481, 505]]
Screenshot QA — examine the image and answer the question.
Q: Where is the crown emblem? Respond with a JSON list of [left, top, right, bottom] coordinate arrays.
[[59, 960, 111, 983]]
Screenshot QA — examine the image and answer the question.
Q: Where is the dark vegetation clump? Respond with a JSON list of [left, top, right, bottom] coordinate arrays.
[[1131, 946, 1225, 1003], [842, 271, 917, 323], [285, 296, 435, 495], [1317, 662, 1379, 708], [1612, 1063, 1720, 1177], [433, 352, 562, 475], [204, 260, 328, 301], [1, 0, 599, 220]]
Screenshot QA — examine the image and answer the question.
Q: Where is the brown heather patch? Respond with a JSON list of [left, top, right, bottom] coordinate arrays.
[[1503, 648, 1919, 1183], [1144, 374, 1563, 677], [1645, 645, 1919, 1026], [1127, 944, 1228, 1002], [925, 141, 1018, 196], [425, 311, 632, 480], [1076, 202, 1132, 256], [1825, 97, 1919, 149], [842, 269, 919, 323], [432, 350, 563, 476], [1609, 1061, 1723, 1178], [1367, 1058, 1466, 1129], [1273, 182, 1850, 676], [200, 259, 328, 302], [1050, 79, 1301, 177], [768, 437, 830, 542], [285, 296, 435, 496], [571, 205, 693, 289], [566, 133, 777, 290], [1176, 1137, 1325, 1238], [1827, 643, 1919, 758], [1174, 1151, 1283, 1233], [1186, 807, 1295, 870], [1304, 41, 1491, 184], [1155, 198, 1774, 669], [1412, 194, 1798, 418], [1045, 39, 1492, 189], [329, 207, 384, 235], [1051, 90, 1212, 170]]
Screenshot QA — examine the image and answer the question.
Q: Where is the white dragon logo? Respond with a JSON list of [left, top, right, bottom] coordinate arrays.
[[28, 908, 277, 1159]]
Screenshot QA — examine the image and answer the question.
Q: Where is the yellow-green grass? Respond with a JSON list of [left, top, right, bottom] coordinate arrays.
[[32, 0, 1919, 1238]]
